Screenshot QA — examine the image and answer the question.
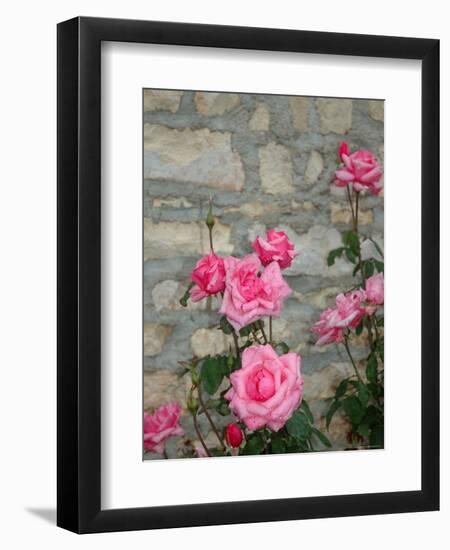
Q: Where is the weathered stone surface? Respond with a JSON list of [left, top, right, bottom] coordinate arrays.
[[259, 142, 293, 195], [316, 98, 352, 134], [195, 92, 240, 115], [144, 124, 245, 190], [144, 323, 172, 357], [224, 201, 278, 218], [302, 287, 342, 309], [304, 151, 324, 186], [144, 219, 233, 260], [368, 100, 384, 122], [190, 328, 230, 357], [289, 96, 309, 131], [303, 362, 363, 401], [143, 90, 183, 113], [151, 280, 205, 312], [249, 102, 270, 131], [330, 203, 373, 225], [282, 225, 352, 276], [144, 369, 190, 411], [153, 197, 193, 208]]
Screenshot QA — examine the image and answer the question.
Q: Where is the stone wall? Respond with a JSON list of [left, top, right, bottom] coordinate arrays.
[[143, 89, 384, 457]]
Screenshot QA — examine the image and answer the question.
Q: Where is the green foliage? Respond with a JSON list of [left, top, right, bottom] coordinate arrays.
[[241, 433, 265, 455], [219, 316, 234, 335], [200, 355, 229, 395], [286, 411, 312, 440], [179, 282, 195, 307], [327, 247, 345, 266], [275, 341, 290, 354]]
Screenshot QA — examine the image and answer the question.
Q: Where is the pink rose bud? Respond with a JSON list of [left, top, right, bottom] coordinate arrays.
[[190, 252, 226, 302], [225, 344, 304, 432], [144, 402, 184, 454], [225, 423, 243, 448], [335, 147, 383, 196], [219, 254, 291, 331], [252, 229, 297, 269], [338, 140, 350, 161]]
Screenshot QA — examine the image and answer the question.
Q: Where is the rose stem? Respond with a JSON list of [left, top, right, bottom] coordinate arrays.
[[346, 185, 356, 231], [192, 411, 211, 457], [258, 321, 268, 344], [163, 449, 169, 459], [197, 382, 226, 451], [343, 335, 363, 384], [269, 316, 273, 343], [232, 330, 241, 363], [251, 328, 262, 344], [206, 196, 215, 254]]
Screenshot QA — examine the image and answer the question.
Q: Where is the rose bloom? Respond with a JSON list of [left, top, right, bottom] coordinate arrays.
[[225, 344, 303, 432], [365, 273, 384, 315], [191, 252, 226, 302], [252, 229, 298, 269], [225, 423, 244, 448], [219, 254, 291, 331], [335, 143, 383, 195], [312, 289, 367, 346], [143, 402, 184, 454]]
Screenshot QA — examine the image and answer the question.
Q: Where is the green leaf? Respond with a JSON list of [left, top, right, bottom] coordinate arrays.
[[343, 230, 360, 255], [335, 378, 349, 399], [216, 402, 231, 416], [358, 383, 370, 407], [342, 396, 364, 426], [355, 319, 364, 336], [366, 354, 378, 383], [326, 399, 341, 429], [345, 248, 357, 264], [300, 400, 314, 424], [201, 357, 226, 395], [312, 427, 332, 448], [327, 247, 345, 267], [357, 423, 370, 437], [286, 411, 311, 440], [239, 324, 252, 337], [373, 259, 384, 273], [270, 435, 287, 454], [369, 423, 384, 448], [219, 316, 234, 335], [364, 261, 375, 277], [242, 433, 265, 455], [275, 342, 290, 355]]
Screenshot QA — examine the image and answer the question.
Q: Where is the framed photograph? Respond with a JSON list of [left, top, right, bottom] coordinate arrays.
[[57, 16, 439, 533]]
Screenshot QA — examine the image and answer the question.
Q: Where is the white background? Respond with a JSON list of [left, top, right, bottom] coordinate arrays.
[[102, 43, 421, 508], [0, 0, 448, 548]]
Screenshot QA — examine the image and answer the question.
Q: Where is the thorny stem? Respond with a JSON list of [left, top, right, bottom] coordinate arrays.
[[258, 321, 269, 344], [208, 227, 214, 254], [232, 330, 241, 363], [354, 191, 360, 234], [346, 185, 356, 231], [163, 449, 169, 459], [192, 411, 211, 457], [343, 335, 363, 384], [197, 383, 226, 450], [269, 317, 273, 343]]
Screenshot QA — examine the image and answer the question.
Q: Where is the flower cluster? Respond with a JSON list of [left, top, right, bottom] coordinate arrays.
[[312, 274, 384, 346], [191, 229, 296, 330]]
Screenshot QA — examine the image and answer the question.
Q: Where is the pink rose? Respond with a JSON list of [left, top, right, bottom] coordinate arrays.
[[252, 229, 298, 269], [365, 273, 384, 315], [143, 402, 184, 454], [312, 289, 367, 346], [225, 344, 303, 432], [219, 254, 291, 331], [225, 423, 244, 448], [335, 144, 383, 195], [191, 252, 226, 302]]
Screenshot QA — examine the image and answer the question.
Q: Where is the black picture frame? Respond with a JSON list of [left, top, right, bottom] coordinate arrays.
[[57, 16, 439, 533]]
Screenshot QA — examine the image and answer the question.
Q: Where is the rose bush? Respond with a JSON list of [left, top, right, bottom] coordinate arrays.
[[252, 229, 297, 269], [335, 141, 383, 196]]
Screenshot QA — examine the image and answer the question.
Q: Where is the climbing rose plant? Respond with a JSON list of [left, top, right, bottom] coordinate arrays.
[[312, 141, 384, 448], [143, 140, 383, 457]]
